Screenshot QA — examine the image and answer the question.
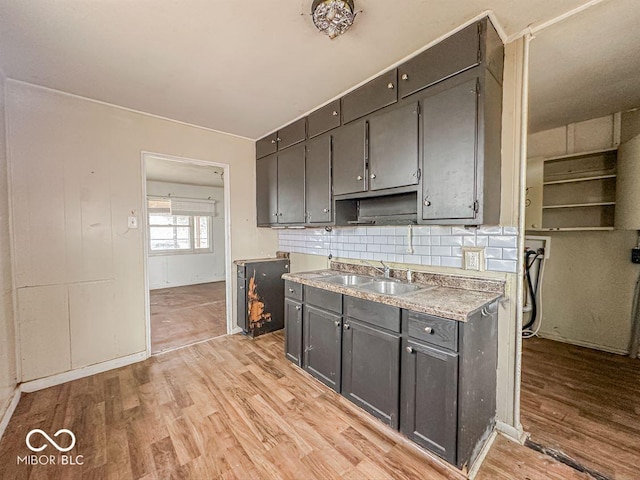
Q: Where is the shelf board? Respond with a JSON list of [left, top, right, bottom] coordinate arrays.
[[533, 227, 615, 232], [542, 202, 616, 209], [540, 147, 618, 162], [543, 174, 617, 185]]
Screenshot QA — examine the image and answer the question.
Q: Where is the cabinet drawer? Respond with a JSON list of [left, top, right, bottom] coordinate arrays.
[[308, 100, 341, 138], [278, 118, 306, 150], [285, 280, 303, 301], [405, 311, 458, 352], [256, 133, 278, 159], [342, 69, 398, 124], [344, 296, 400, 333], [305, 286, 342, 314], [398, 22, 480, 99]]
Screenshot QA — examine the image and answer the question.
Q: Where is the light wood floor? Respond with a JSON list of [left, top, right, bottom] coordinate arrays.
[[150, 282, 227, 354], [0, 331, 590, 480], [521, 337, 640, 480]]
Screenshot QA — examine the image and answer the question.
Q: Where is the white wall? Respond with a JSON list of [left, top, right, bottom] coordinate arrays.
[[6, 81, 278, 382], [0, 72, 17, 418], [146, 181, 225, 289], [526, 113, 639, 354]]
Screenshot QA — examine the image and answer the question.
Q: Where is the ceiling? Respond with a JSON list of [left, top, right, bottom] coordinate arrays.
[[528, 0, 640, 133], [146, 157, 223, 188], [0, 0, 595, 139]]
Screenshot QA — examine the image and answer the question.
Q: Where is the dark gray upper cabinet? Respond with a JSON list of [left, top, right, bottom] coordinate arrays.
[[368, 102, 420, 191], [341, 318, 400, 428], [284, 297, 303, 366], [305, 134, 332, 224], [401, 338, 459, 464], [277, 143, 306, 224], [421, 76, 479, 221], [256, 154, 278, 226], [342, 69, 398, 124], [256, 133, 278, 159], [332, 120, 367, 196], [398, 22, 480, 99], [308, 100, 341, 138], [303, 305, 342, 392], [278, 118, 306, 150]]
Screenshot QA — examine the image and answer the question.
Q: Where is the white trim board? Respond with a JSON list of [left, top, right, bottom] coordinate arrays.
[[496, 420, 527, 444], [20, 351, 147, 393], [535, 332, 628, 356], [149, 277, 226, 291], [468, 430, 498, 480], [0, 388, 21, 441]]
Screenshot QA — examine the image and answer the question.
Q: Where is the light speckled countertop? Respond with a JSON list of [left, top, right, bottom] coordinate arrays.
[[282, 269, 504, 322]]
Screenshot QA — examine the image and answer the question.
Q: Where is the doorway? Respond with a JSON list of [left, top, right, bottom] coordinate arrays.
[[142, 152, 232, 354]]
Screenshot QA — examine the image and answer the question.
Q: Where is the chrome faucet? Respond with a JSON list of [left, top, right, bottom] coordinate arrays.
[[365, 260, 391, 278]]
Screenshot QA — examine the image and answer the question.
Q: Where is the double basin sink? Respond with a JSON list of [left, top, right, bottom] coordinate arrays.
[[321, 273, 433, 296]]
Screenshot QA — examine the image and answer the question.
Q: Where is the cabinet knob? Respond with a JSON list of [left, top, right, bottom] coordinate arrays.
[[332, 110, 339, 116], [288, 288, 294, 293], [356, 175, 363, 181], [273, 212, 278, 216], [276, 137, 282, 142], [344, 324, 351, 330], [271, 139, 276, 144], [424, 199, 431, 207], [295, 305, 301, 311], [387, 82, 395, 89], [239, 285, 244, 290], [334, 320, 340, 327], [401, 73, 409, 81], [406, 346, 414, 353], [370, 173, 376, 179], [278, 213, 283, 216], [424, 326, 433, 334], [323, 208, 329, 213]]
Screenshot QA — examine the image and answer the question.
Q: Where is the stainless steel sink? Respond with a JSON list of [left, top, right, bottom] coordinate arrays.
[[322, 274, 373, 286], [360, 280, 424, 296]]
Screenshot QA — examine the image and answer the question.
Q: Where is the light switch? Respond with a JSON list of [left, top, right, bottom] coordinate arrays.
[[128, 216, 138, 229]]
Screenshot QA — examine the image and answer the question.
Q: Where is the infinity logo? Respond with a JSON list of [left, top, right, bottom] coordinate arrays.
[[26, 429, 76, 452]]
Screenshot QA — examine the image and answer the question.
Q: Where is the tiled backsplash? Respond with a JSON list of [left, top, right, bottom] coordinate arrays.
[[278, 225, 518, 273]]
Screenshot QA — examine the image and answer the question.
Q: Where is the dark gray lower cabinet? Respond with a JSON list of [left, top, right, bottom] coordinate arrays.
[[284, 298, 303, 366], [401, 338, 459, 464], [341, 318, 400, 428], [303, 305, 342, 392]]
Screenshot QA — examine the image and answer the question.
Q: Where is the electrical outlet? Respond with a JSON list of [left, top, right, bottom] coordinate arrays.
[[632, 248, 640, 264], [462, 247, 484, 271], [128, 216, 138, 229]]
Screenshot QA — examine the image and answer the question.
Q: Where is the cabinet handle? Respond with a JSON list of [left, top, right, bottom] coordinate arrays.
[[332, 110, 339, 116], [406, 346, 414, 353], [424, 199, 431, 207], [387, 82, 395, 89], [370, 173, 376, 179], [288, 288, 294, 293], [401, 73, 409, 81], [295, 306, 301, 311], [344, 324, 351, 330], [334, 320, 340, 327], [424, 326, 433, 334], [356, 175, 363, 181], [323, 208, 329, 213]]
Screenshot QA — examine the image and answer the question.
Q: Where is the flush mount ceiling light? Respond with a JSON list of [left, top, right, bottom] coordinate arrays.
[[312, 0, 356, 39]]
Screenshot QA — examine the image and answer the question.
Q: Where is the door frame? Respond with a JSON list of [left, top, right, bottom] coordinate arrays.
[[140, 151, 233, 357]]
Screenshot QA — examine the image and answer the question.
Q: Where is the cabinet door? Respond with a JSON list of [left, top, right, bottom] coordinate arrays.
[[306, 134, 332, 224], [278, 118, 306, 150], [342, 318, 400, 428], [256, 133, 278, 159], [368, 102, 419, 191], [422, 78, 479, 221], [284, 299, 303, 366], [303, 305, 342, 392], [308, 100, 341, 138], [342, 69, 398, 124], [236, 278, 247, 331], [277, 143, 306, 224], [332, 120, 366, 196], [401, 339, 459, 464], [256, 154, 278, 226]]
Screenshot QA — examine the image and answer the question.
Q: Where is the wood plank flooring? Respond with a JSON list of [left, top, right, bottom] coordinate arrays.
[[521, 337, 640, 480], [0, 331, 590, 480], [150, 282, 227, 354]]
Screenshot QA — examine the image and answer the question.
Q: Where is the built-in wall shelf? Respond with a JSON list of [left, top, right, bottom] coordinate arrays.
[[542, 202, 616, 209], [543, 174, 617, 186]]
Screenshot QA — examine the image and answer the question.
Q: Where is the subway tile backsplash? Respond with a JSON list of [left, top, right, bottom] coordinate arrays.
[[278, 225, 518, 273]]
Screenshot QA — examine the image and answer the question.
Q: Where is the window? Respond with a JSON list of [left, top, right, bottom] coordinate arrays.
[[148, 197, 214, 254]]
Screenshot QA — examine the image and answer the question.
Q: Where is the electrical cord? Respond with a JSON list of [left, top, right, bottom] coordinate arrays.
[[522, 250, 538, 330], [523, 249, 546, 338]]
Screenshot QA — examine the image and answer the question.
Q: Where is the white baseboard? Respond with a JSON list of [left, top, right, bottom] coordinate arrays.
[[0, 388, 21, 441], [20, 351, 147, 393], [496, 420, 527, 444], [468, 430, 497, 480], [149, 277, 225, 290], [536, 332, 628, 355]]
